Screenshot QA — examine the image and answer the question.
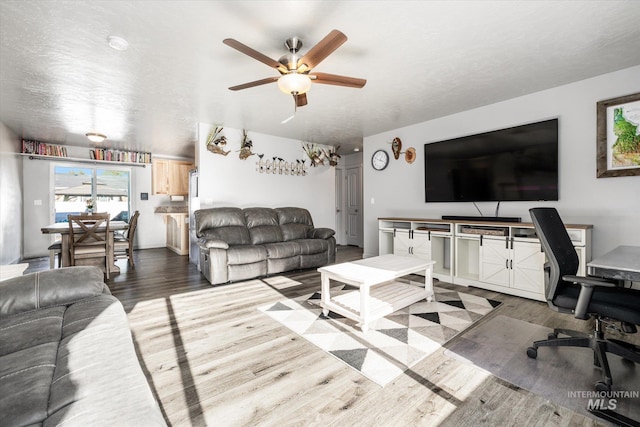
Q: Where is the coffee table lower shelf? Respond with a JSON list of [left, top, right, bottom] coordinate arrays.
[[321, 280, 430, 333]]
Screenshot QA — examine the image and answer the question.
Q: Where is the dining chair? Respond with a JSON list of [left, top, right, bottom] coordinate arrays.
[[114, 210, 139, 268], [68, 213, 111, 279], [48, 240, 62, 269]]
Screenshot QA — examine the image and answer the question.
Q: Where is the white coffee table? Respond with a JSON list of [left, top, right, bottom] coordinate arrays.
[[318, 254, 436, 333]]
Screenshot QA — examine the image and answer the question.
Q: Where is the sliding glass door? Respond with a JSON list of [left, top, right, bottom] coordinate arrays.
[[53, 165, 131, 223]]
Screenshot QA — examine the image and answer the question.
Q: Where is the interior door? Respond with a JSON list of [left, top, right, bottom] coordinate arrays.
[[345, 166, 362, 246], [335, 168, 345, 245]]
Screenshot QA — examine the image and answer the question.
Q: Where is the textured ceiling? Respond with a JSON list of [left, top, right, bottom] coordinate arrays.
[[1, 1, 640, 158]]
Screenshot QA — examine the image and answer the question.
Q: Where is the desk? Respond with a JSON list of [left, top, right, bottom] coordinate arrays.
[[587, 245, 640, 282], [41, 221, 128, 274]]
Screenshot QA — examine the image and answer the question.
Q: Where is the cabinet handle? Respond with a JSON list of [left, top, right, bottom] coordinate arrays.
[[428, 231, 431, 241], [511, 237, 514, 249], [510, 259, 513, 269], [505, 259, 509, 269], [480, 235, 483, 246], [505, 237, 509, 249], [393, 228, 396, 237]]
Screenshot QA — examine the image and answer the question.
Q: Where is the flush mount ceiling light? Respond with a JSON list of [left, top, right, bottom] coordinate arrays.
[[86, 132, 107, 143], [107, 35, 129, 51], [277, 72, 312, 95]]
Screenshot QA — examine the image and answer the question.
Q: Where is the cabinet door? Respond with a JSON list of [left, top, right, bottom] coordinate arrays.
[[511, 241, 545, 293], [479, 237, 510, 286], [168, 161, 193, 196], [152, 159, 170, 195], [393, 230, 411, 256], [411, 232, 432, 261]]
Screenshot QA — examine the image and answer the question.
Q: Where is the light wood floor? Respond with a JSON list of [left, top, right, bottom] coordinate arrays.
[[24, 247, 611, 426]]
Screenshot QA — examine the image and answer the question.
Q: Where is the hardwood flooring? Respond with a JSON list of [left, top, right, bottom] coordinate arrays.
[[23, 247, 611, 426]]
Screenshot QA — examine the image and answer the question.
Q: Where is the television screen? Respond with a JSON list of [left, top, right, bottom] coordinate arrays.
[[424, 119, 558, 202]]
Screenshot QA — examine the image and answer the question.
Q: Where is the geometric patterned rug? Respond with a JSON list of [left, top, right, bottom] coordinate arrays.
[[259, 283, 501, 386]]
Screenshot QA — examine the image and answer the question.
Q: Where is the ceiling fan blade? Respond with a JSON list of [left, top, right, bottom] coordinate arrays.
[[295, 93, 308, 107], [309, 72, 366, 88], [223, 38, 287, 73], [228, 76, 279, 91], [296, 29, 347, 72]]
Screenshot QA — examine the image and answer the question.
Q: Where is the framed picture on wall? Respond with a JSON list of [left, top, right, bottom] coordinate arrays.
[[596, 92, 640, 178]]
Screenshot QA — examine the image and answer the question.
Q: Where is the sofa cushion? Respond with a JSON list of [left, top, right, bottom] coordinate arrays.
[[264, 242, 300, 259], [227, 245, 268, 265], [202, 227, 250, 246], [244, 208, 283, 244], [296, 239, 329, 255], [0, 266, 107, 317], [277, 207, 314, 241], [195, 208, 251, 245]]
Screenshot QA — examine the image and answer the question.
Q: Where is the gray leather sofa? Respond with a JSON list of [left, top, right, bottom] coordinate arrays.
[[0, 267, 165, 426], [195, 207, 336, 285]]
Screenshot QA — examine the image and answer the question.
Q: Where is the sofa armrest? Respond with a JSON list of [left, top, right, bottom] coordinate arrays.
[[309, 227, 335, 240], [198, 238, 229, 250], [0, 266, 108, 317]]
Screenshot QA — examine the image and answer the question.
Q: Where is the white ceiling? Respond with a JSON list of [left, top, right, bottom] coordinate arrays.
[[1, 1, 640, 158]]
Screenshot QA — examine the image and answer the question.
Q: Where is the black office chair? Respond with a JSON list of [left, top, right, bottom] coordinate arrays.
[[527, 207, 640, 392]]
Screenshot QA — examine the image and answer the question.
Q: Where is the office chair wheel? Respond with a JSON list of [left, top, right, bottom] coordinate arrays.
[[595, 381, 610, 392], [526, 347, 537, 359], [547, 332, 558, 340]]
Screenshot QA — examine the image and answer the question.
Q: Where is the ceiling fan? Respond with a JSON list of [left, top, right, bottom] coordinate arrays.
[[223, 29, 366, 110]]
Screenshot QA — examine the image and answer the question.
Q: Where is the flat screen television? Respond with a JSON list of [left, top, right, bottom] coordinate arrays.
[[424, 118, 558, 202]]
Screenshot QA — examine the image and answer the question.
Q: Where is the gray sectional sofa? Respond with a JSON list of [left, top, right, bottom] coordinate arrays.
[[195, 207, 336, 285], [0, 267, 165, 426]]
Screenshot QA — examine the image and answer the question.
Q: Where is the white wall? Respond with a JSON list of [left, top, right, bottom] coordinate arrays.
[[21, 145, 192, 258], [363, 65, 640, 259], [196, 123, 336, 230], [0, 122, 23, 264]]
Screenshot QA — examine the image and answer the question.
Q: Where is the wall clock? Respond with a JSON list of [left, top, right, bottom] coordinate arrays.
[[371, 149, 389, 171]]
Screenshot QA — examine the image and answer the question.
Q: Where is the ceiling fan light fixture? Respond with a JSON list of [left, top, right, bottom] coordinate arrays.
[[86, 132, 107, 143], [278, 73, 311, 95]]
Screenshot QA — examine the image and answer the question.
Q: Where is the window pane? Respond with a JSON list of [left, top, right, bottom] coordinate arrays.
[[53, 165, 131, 223], [54, 166, 93, 222], [96, 168, 130, 222]]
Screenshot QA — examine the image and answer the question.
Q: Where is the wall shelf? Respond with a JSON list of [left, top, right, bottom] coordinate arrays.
[[21, 153, 147, 168]]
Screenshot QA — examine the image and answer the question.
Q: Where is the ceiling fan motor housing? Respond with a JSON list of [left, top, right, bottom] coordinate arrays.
[[279, 37, 304, 72]]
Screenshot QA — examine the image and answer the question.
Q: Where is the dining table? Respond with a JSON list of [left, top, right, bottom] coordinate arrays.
[[41, 220, 129, 274]]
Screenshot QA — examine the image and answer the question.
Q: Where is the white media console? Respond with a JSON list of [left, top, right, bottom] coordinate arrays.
[[378, 217, 592, 302]]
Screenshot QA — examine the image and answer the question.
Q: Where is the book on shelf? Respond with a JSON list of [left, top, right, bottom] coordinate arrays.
[[88, 148, 152, 164], [21, 139, 68, 157]]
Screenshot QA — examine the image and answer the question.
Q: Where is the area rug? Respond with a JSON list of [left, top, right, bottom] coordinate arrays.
[[259, 284, 501, 386], [444, 315, 640, 423]]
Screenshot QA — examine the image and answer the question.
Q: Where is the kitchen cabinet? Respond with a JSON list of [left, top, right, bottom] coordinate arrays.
[[152, 159, 193, 196]]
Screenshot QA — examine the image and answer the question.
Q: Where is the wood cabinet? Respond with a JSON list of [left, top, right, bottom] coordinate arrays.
[[152, 159, 193, 195], [379, 217, 592, 302], [163, 213, 189, 255]]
